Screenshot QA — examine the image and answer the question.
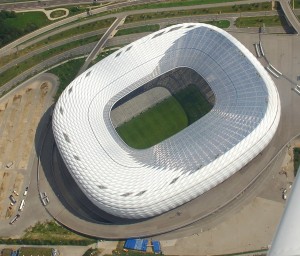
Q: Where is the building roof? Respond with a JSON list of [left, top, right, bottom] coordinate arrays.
[[52, 23, 280, 219]]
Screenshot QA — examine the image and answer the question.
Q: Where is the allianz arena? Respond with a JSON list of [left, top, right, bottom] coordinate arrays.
[[52, 23, 280, 220]]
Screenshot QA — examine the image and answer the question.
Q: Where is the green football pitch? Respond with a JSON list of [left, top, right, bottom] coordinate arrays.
[[116, 85, 212, 149]]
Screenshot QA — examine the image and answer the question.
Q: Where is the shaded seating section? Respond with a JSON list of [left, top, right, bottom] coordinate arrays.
[[124, 239, 148, 251]]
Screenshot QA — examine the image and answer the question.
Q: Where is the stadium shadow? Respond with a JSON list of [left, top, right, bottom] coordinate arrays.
[[34, 106, 148, 225]]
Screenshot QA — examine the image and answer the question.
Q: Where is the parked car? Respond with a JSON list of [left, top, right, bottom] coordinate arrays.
[[23, 186, 29, 196], [9, 195, 16, 205]]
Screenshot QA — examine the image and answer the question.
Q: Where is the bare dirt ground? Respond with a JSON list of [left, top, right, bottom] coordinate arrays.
[[0, 76, 54, 222]]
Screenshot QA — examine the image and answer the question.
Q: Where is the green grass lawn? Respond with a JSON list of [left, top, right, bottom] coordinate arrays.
[[235, 15, 288, 27], [116, 97, 188, 149], [23, 221, 96, 245], [294, 147, 300, 176], [173, 84, 212, 124], [125, 2, 271, 23], [205, 19, 230, 28], [115, 24, 160, 36], [121, 0, 250, 11], [0, 10, 52, 47], [116, 85, 212, 149], [2, 11, 51, 31], [18, 247, 52, 256]]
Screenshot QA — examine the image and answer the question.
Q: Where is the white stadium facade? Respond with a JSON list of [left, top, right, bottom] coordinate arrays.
[[52, 23, 281, 220]]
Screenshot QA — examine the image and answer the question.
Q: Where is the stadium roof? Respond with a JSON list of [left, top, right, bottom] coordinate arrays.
[[52, 23, 280, 219]]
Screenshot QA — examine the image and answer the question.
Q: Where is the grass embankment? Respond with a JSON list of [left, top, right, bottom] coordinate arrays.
[[125, 2, 272, 23], [115, 24, 160, 36], [235, 15, 288, 27], [48, 58, 85, 101], [19, 247, 52, 256], [121, 0, 249, 11], [205, 19, 230, 28], [294, 147, 300, 175], [0, 221, 96, 245], [116, 85, 212, 149], [117, 97, 188, 149], [22, 221, 96, 245]]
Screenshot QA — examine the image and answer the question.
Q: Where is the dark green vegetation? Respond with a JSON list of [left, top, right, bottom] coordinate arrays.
[[116, 24, 160, 36], [49, 58, 85, 101], [125, 2, 271, 23], [117, 97, 188, 149], [173, 85, 212, 124], [235, 15, 288, 27], [0, 10, 51, 47], [116, 85, 212, 149], [19, 247, 52, 256], [294, 147, 300, 175]]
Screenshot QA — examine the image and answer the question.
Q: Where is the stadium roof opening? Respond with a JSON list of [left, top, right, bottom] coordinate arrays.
[[53, 23, 280, 219], [111, 67, 214, 149]]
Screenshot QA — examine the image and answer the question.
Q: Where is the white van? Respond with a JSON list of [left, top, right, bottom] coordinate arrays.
[[19, 200, 25, 211]]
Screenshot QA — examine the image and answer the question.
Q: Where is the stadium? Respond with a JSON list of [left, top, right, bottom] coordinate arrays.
[[52, 23, 280, 220]]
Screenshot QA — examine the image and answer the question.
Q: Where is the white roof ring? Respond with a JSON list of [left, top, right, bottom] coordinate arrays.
[[52, 23, 281, 219]]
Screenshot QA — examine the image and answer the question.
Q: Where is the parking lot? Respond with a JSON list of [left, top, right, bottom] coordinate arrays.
[[0, 73, 57, 229]]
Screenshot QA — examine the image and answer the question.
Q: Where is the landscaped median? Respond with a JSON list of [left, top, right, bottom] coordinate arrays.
[[124, 2, 272, 23], [235, 15, 289, 27]]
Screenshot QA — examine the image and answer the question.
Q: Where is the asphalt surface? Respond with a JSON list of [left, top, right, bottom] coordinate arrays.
[[0, 73, 58, 237]]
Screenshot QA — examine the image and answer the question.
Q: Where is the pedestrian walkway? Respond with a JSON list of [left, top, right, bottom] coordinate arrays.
[[279, 0, 300, 34], [77, 15, 126, 75]]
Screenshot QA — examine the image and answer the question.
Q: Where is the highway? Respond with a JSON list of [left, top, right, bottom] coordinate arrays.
[[0, 0, 279, 57]]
